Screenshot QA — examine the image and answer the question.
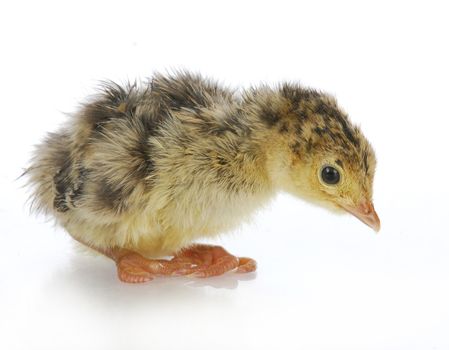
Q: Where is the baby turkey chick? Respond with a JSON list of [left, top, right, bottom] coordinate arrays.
[[26, 72, 380, 283]]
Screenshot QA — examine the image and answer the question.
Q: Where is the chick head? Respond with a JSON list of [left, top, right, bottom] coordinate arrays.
[[273, 86, 380, 231]]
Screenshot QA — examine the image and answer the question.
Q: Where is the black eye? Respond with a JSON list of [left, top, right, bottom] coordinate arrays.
[[321, 166, 340, 185]]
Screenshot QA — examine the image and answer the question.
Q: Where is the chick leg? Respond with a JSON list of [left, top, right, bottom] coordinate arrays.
[[69, 235, 196, 283], [70, 235, 254, 282], [171, 244, 257, 278], [114, 250, 199, 283]]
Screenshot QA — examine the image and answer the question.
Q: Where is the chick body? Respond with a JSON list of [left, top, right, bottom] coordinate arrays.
[[27, 72, 378, 261], [28, 74, 276, 256]]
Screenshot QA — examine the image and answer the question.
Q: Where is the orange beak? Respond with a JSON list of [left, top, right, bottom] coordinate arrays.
[[341, 201, 381, 232]]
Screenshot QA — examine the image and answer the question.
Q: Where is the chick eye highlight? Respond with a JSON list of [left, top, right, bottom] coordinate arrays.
[[321, 166, 340, 185]]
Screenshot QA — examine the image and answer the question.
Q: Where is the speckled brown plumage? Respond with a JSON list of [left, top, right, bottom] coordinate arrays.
[[25, 71, 379, 282]]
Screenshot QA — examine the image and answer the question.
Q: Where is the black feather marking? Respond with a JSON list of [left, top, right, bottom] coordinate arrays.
[[132, 129, 156, 179], [53, 152, 72, 212], [134, 109, 170, 180], [259, 106, 281, 127], [363, 151, 369, 173], [95, 180, 131, 213], [53, 158, 90, 212], [295, 123, 303, 138], [69, 166, 89, 208], [306, 138, 313, 152], [206, 109, 252, 137], [315, 100, 359, 147], [290, 141, 301, 154], [338, 117, 359, 147], [96, 180, 119, 210], [298, 110, 309, 122], [279, 122, 289, 133], [313, 127, 323, 136], [281, 84, 320, 109], [152, 72, 229, 112], [85, 82, 139, 132], [281, 84, 302, 110]]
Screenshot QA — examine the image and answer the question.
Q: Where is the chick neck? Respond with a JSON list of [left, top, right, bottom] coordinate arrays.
[[240, 87, 322, 193]]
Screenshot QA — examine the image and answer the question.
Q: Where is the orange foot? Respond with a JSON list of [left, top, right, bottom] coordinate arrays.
[[115, 245, 257, 283], [171, 244, 257, 278], [116, 251, 197, 283]]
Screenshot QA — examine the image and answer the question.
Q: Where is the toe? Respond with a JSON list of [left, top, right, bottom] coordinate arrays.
[[117, 265, 154, 283], [116, 253, 155, 283], [236, 257, 257, 273], [164, 260, 200, 276], [190, 255, 239, 278]]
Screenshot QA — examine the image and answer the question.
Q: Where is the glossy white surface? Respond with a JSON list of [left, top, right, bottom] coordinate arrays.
[[1, 1, 448, 349]]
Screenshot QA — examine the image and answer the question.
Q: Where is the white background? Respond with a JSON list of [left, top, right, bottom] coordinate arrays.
[[1, 0, 448, 349]]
